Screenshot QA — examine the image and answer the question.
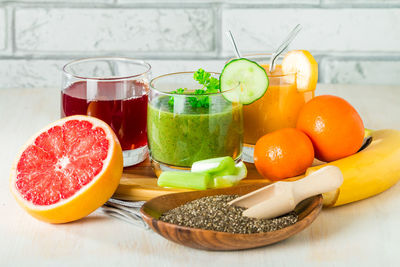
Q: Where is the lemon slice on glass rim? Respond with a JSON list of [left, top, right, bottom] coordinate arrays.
[[282, 50, 318, 92]]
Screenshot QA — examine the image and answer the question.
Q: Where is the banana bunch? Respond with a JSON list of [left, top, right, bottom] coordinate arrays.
[[304, 129, 400, 207]]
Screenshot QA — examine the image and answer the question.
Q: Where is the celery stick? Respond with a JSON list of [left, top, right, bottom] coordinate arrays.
[[191, 156, 229, 172], [191, 156, 237, 176], [208, 161, 248, 188], [157, 171, 211, 190], [211, 177, 235, 188]]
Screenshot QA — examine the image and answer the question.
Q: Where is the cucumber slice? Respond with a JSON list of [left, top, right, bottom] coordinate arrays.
[[220, 58, 269, 105]]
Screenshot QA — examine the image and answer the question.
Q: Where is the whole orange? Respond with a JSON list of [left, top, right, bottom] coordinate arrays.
[[296, 95, 364, 162], [254, 128, 314, 181]]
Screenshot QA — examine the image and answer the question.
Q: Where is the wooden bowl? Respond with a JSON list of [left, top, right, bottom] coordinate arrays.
[[140, 183, 323, 251]]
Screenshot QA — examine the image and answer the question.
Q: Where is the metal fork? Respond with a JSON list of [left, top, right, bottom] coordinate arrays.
[[101, 198, 149, 229]]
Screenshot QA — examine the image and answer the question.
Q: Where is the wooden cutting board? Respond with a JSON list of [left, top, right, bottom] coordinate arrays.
[[114, 158, 272, 201]]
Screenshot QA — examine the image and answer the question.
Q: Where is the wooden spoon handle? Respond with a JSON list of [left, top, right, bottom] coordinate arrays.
[[292, 166, 343, 203]]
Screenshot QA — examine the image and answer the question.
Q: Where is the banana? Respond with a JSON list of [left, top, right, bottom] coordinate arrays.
[[304, 129, 400, 207]]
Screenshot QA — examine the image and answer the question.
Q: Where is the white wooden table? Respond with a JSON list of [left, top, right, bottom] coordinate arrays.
[[1, 84, 400, 266]]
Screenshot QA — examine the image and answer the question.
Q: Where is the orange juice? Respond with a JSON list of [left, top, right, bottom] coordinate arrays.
[[244, 64, 314, 144]]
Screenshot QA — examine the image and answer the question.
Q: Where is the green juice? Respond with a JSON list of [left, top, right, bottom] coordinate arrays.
[[147, 96, 243, 167]]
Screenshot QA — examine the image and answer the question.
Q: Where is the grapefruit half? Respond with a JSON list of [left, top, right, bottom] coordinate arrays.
[[10, 115, 123, 223]]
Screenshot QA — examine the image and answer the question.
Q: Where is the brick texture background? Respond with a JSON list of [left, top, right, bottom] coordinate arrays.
[[0, 0, 399, 88]]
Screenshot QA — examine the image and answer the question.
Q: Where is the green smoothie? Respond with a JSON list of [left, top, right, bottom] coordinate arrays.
[[147, 95, 243, 167]]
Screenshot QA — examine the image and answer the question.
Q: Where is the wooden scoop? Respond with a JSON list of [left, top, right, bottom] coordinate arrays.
[[229, 166, 343, 219]]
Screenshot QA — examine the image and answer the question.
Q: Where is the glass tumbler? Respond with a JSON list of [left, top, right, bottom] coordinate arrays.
[[229, 54, 316, 162], [147, 72, 243, 176], [61, 57, 151, 167]]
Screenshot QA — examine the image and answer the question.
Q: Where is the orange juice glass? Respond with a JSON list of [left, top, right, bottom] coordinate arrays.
[[242, 54, 315, 145]]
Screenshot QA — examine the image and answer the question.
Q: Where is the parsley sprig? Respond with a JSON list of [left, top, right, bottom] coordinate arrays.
[[168, 69, 220, 108], [193, 69, 219, 93]]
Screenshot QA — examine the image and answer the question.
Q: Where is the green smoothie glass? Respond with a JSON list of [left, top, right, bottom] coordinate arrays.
[[147, 72, 243, 175]]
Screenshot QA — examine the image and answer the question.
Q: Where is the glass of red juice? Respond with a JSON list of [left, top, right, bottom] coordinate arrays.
[[61, 57, 151, 167]]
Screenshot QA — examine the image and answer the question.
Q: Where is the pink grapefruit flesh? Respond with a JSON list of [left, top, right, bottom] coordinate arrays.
[[10, 115, 123, 223]]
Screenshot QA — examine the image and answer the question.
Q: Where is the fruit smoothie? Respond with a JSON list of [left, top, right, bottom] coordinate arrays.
[[148, 95, 243, 167], [244, 64, 314, 144]]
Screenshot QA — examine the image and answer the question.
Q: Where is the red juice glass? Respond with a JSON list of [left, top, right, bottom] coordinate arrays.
[[61, 57, 151, 166]]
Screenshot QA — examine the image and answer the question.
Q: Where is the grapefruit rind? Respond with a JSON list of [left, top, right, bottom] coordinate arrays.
[[10, 115, 123, 223]]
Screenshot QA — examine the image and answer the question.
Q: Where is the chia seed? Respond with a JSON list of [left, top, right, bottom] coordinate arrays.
[[159, 195, 298, 234]]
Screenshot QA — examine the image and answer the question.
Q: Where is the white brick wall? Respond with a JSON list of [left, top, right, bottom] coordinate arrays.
[[0, 59, 226, 89], [320, 58, 400, 85], [0, 1, 399, 88], [0, 59, 66, 88], [11, 0, 112, 2], [323, 0, 400, 4], [0, 8, 6, 51], [222, 8, 400, 53], [147, 59, 225, 77], [15, 8, 215, 54]]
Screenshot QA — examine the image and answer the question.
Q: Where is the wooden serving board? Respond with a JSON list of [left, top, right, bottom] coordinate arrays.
[[114, 158, 272, 201]]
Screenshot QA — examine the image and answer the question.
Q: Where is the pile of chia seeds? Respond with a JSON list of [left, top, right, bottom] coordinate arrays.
[[159, 195, 298, 234]]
